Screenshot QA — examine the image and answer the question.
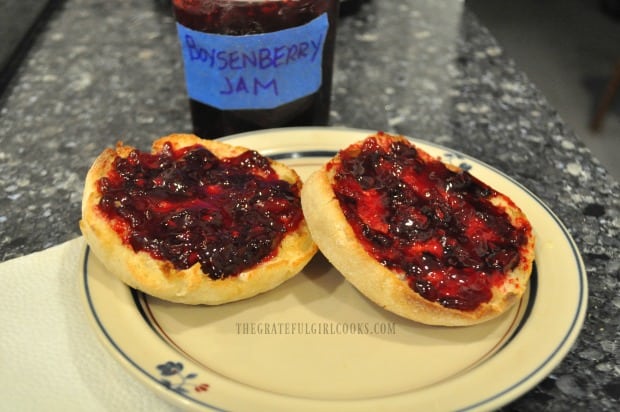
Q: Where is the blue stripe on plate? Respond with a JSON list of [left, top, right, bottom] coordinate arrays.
[[269, 150, 337, 160]]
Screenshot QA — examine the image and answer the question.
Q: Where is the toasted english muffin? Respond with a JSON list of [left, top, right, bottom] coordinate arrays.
[[80, 133, 317, 304], [301, 132, 535, 326]]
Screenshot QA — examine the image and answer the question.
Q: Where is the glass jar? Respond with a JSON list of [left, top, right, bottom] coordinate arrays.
[[172, 0, 340, 138]]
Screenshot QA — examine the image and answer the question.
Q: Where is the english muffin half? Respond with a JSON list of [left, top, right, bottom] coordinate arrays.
[[80, 133, 317, 304]]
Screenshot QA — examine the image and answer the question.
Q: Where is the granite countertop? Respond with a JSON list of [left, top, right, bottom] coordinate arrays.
[[0, 0, 618, 410]]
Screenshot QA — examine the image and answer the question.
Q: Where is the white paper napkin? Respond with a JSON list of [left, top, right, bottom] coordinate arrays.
[[0, 237, 180, 411]]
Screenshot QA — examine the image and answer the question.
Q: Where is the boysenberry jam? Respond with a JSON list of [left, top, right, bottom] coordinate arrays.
[[331, 134, 531, 311], [97, 142, 303, 279], [172, 0, 339, 138]]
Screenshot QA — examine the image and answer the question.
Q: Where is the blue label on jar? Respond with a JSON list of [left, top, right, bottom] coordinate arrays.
[[176, 13, 328, 110]]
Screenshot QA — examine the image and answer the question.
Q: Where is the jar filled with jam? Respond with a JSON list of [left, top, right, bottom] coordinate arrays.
[[172, 0, 340, 139]]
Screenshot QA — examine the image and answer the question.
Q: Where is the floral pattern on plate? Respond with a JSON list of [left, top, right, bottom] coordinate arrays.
[[157, 361, 210, 394]]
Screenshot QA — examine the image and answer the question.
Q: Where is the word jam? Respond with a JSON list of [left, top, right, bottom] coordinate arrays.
[[184, 33, 324, 97]]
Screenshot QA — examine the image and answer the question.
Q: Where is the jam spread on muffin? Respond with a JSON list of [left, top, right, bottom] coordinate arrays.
[[329, 134, 532, 311], [96, 142, 303, 279]]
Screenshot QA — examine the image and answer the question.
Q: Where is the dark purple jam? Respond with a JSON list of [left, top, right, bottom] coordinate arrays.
[[97, 142, 303, 279], [330, 134, 531, 311], [172, 0, 338, 139]]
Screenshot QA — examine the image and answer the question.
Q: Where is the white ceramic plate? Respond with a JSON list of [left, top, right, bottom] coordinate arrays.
[[80, 127, 587, 411]]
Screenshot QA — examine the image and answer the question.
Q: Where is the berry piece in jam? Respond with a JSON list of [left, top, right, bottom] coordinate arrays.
[[330, 134, 532, 311], [97, 142, 303, 279]]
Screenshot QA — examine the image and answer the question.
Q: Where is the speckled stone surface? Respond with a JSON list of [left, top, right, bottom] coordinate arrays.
[[0, 0, 618, 410]]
